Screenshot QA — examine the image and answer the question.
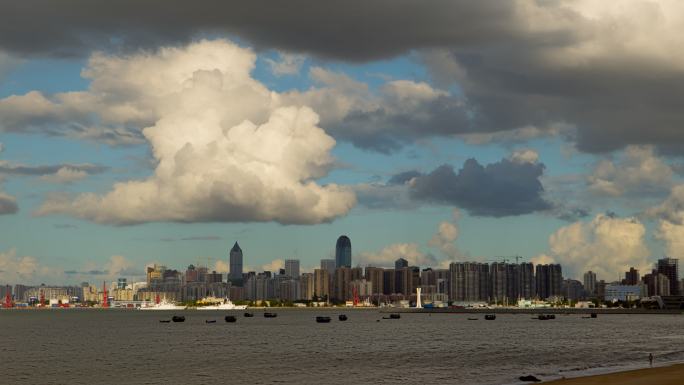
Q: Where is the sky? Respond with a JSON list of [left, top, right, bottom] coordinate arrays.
[[1, 0, 684, 285]]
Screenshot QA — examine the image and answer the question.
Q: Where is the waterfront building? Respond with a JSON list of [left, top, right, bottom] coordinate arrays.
[[365, 266, 385, 295], [333, 267, 352, 301], [117, 278, 127, 290], [335, 235, 352, 268], [300, 273, 314, 300], [395, 258, 408, 269], [519, 263, 535, 299], [146, 264, 166, 285], [643, 271, 670, 296], [536, 264, 562, 299], [185, 265, 198, 283], [583, 271, 597, 296], [382, 269, 396, 295], [562, 279, 584, 301], [656, 258, 679, 295], [206, 271, 222, 284], [624, 267, 639, 286], [490, 262, 508, 303], [604, 284, 642, 302], [229, 242, 243, 284], [449, 262, 490, 302], [320, 259, 336, 273], [285, 259, 300, 278], [313, 268, 330, 299]]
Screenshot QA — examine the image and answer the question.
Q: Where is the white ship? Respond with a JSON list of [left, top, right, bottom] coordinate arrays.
[[139, 298, 186, 311], [196, 299, 247, 310]]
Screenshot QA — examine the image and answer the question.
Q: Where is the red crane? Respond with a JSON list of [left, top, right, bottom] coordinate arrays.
[[102, 281, 108, 308], [3, 292, 12, 308], [352, 286, 359, 307]]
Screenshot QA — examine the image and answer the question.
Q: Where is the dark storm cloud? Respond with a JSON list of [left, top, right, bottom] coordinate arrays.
[[0, 163, 108, 176], [408, 158, 552, 217], [0, 1, 518, 59], [388, 170, 422, 185], [2, 1, 683, 154]]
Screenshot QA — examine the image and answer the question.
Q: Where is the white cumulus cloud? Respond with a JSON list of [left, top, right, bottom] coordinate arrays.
[[34, 40, 355, 225]]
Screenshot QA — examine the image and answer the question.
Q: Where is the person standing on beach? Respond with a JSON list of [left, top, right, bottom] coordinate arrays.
[[649, 353, 654, 367]]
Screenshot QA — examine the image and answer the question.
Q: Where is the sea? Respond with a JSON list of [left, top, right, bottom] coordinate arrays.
[[1, 309, 682, 384]]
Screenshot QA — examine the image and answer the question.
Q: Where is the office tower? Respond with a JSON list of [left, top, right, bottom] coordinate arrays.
[[320, 259, 336, 273], [656, 258, 679, 295], [519, 263, 535, 299], [383, 269, 396, 295], [229, 242, 243, 283], [313, 269, 330, 299], [206, 271, 222, 284], [449, 262, 489, 302], [395, 267, 411, 295], [624, 267, 639, 285], [536, 264, 562, 299], [395, 258, 408, 269], [185, 265, 198, 283], [333, 267, 352, 301], [583, 271, 597, 296], [285, 259, 300, 278], [116, 278, 127, 289], [335, 235, 352, 268]]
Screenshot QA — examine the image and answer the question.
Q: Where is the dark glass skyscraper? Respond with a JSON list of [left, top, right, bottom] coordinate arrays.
[[229, 241, 243, 283], [335, 235, 352, 268]]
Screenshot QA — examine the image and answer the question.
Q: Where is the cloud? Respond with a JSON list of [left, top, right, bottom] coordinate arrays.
[[0, 162, 108, 178], [213, 260, 230, 274], [261, 259, 285, 273], [545, 214, 651, 280], [0, 190, 18, 215], [265, 52, 305, 76], [0, 248, 53, 284], [64, 255, 142, 279], [33, 40, 355, 225], [40, 167, 88, 184], [357, 243, 437, 268], [646, 184, 684, 225], [53, 223, 78, 229], [408, 156, 552, 217], [509, 149, 539, 164], [427, 209, 462, 259], [588, 146, 673, 197]]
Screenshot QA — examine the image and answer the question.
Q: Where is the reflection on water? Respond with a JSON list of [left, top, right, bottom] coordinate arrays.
[[0, 310, 682, 384]]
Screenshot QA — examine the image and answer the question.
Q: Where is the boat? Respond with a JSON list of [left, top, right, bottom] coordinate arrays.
[[467, 318, 479, 321], [205, 320, 216, 324], [196, 298, 247, 310], [316, 316, 331, 323], [484, 314, 496, 320], [338, 314, 348, 321], [159, 320, 171, 323], [171, 315, 185, 323], [139, 297, 186, 311], [244, 312, 254, 317], [590, 313, 597, 318], [224, 315, 237, 323], [537, 314, 555, 320], [264, 312, 278, 318], [382, 313, 401, 320]]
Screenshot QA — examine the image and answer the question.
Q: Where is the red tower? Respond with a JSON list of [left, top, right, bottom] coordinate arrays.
[[3, 292, 12, 308], [352, 286, 359, 307], [102, 281, 108, 308]]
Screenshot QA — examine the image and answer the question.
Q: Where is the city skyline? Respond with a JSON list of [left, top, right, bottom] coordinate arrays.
[[2, 2, 684, 288]]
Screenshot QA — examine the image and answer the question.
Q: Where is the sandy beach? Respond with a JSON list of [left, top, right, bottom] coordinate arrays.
[[546, 363, 684, 384]]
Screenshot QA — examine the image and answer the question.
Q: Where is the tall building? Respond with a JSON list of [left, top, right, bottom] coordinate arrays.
[[320, 259, 336, 273], [365, 267, 385, 295], [335, 235, 352, 268], [395, 258, 408, 269], [229, 242, 243, 283], [656, 258, 679, 295], [449, 262, 489, 302], [536, 264, 562, 299], [285, 259, 300, 278], [562, 279, 584, 301], [313, 269, 330, 299], [300, 273, 314, 300], [583, 271, 597, 296], [519, 263, 535, 299], [624, 267, 640, 286], [490, 262, 508, 303]]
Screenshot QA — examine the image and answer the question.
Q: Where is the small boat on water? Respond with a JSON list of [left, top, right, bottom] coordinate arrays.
[[225, 315, 237, 323], [590, 313, 597, 318], [264, 312, 278, 318], [159, 320, 171, 323], [316, 316, 331, 323], [467, 318, 479, 321], [382, 313, 401, 319], [205, 320, 216, 324], [338, 314, 348, 321], [484, 314, 496, 320], [537, 314, 555, 320], [171, 315, 185, 323], [244, 312, 254, 317]]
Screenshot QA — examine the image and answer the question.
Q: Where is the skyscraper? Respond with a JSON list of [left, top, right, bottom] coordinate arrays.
[[395, 258, 408, 269], [320, 259, 336, 273], [285, 259, 300, 278], [583, 271, 597, 296], [624, 267, 639, 285], [335, 235, 352, 268], [656, 258, 679, 295], [229, 242, 243, 283], [536, 264, 562, 299]]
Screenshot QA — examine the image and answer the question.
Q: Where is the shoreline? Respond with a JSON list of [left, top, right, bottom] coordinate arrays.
[[542, 361, 684, 384]]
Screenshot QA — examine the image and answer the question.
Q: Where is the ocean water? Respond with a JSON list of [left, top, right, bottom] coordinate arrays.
[[1, 309, 682, 384]]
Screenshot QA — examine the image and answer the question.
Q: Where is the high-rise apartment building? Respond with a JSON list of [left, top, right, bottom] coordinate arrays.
[[536, 264, 562, 299], [395, 258, 408, 270], [313, 269, 330, 299], [624, 267, 640, 286], [284, 259, 300, 278], [335, 235, 352, 268], [656, 258, 679, 295], [449, 262, 490, 302], [320, 259, 336, 273], [519, 263, 535, 299], [583, 271, 597, 296]]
